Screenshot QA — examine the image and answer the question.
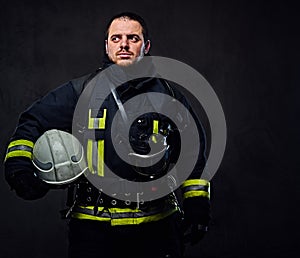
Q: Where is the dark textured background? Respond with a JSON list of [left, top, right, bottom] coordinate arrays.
[[1, 0, 299, 257]]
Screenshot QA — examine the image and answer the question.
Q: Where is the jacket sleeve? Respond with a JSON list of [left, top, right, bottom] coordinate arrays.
[[169, 82, 211, 227], [3, 81, 79, 200], [181, 106, 210, 228]]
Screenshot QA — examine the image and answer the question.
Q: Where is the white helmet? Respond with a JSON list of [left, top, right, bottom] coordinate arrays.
[[32, 129, 87, 185]]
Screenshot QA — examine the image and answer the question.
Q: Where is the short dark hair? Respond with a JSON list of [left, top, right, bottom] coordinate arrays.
[[105, 12, 150, 42]]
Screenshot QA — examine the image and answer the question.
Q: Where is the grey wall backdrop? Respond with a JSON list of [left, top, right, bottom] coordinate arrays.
[[0, 0, 299, 257]]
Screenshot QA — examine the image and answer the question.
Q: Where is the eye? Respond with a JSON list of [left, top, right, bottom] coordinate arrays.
[[111, 36, 120, 43], [128, 35, 140, 43]]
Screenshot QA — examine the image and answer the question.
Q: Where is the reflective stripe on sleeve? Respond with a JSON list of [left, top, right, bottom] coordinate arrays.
[[183, 190, 210, 199], [181, 179, 209, 188], [181, 179, 210, 200], [5, 139, 34, 161]]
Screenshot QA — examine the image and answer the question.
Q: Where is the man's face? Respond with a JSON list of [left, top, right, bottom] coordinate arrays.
[[106, 18, 150, 66]]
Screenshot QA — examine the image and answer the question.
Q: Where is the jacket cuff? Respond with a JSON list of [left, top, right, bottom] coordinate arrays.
[[4, 139, 34, 162], [181, 179, 210, 200]]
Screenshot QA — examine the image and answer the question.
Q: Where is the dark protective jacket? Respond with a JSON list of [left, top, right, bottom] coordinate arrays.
[[4, 58, 210, 226]]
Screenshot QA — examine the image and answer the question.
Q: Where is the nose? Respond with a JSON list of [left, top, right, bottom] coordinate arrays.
[[120, 36, 129, 49]]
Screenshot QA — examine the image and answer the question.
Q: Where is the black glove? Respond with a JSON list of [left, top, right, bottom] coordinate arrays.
[[5, 158, 50, 200], [184, 224, 208, 245], [183, 196, 211, 245]]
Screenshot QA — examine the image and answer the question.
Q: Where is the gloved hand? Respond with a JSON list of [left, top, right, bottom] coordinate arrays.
[[183, 196, 211, 245], [5, 158, 50, 200], [184, 224, 208, 245]]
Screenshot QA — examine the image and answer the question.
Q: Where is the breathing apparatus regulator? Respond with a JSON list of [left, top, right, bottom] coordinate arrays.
[[127, 114, 175, 178]]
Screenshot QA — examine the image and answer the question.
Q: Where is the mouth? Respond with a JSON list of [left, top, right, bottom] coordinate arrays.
[[117, 52, 132, 58]]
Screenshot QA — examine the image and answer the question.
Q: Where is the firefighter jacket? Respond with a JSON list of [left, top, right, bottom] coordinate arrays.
[[4, 58, 210, 226]]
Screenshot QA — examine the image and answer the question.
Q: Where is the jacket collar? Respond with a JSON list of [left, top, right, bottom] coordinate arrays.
[[101, 54, 157, 95]]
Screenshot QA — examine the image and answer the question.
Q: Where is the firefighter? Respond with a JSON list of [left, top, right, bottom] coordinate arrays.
[[4, 12, 211, 258]]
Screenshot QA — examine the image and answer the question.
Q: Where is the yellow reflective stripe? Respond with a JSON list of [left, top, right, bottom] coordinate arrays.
[[153, 119, 159, 134], [71, 212, 111, 222], [111, 208, 176, 226], [97, 140, 104, 177], [151, 135, 157, 143], [87, 140, 95, 174], [86, 109, 106, 175], [98, 109, 107, 129], [8, 139, 34, 149], [5, 150, 32, 161], [88, 109, 94, 129], [107, 207, 140, 213], [182, 179, 210, 199], [88, 108, 107, 129], [5, 139, 34, 161], [87, 140, 104, 176], [182, 179, 210, 188], [183, 190, 210, 199], [71, 207, 178, 225]]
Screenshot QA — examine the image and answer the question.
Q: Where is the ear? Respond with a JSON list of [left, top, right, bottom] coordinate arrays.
[[144, 40, 151, 54], [105, 40, 108, 54]]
